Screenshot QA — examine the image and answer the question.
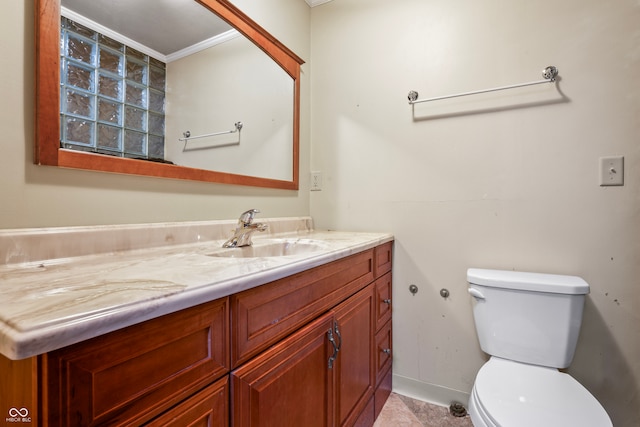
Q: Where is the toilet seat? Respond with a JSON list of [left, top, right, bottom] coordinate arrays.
[[470, 357, 612, 427]]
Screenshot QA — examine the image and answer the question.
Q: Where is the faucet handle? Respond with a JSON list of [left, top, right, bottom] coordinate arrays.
[[239, 209, 260, 224]]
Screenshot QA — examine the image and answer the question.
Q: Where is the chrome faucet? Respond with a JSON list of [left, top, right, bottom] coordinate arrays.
[[222, 209, 268, 248]]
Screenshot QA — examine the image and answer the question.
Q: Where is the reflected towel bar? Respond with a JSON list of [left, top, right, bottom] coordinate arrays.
[[179, 121, 243, 142], [407, 66, 558, 105]]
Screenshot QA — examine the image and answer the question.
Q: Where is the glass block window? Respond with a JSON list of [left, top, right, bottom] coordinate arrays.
[[60, 17, 166, 160]]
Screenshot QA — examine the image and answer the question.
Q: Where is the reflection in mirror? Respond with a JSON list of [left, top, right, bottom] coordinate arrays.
[[36, 0, 303, 189], [166, 32, 294, 181]]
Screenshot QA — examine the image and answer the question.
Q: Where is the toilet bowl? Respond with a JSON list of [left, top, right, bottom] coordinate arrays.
[[469, 357, 612, 427], [467, 268, 612, 427]]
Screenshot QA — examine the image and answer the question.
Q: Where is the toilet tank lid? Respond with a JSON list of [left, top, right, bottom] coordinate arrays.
[[467, 268, 590, 295]]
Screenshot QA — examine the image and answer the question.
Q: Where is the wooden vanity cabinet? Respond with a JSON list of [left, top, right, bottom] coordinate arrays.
[[230, 241, 393, 427], [1, 241, 392, 427], [373, 271, 393, 418], [231, 285, 375, 427], [41, 297, 229, 427]]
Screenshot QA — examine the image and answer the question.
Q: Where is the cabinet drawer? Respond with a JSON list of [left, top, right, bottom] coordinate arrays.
[[145, 376, 229, 427], [375, 319, 392, 386], [43, 298, 229, 427], [373, 241, 392, 278], [231, 249, 374, 367], [374, 272, 392, 332]]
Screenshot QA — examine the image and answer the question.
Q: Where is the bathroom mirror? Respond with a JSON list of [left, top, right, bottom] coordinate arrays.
[[35, 0, 303, 189]]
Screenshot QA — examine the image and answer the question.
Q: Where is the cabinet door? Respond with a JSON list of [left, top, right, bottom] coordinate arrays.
[[145, 376, 228, 427], [231, 313, 335, 427], [333, 285, 375, 427]]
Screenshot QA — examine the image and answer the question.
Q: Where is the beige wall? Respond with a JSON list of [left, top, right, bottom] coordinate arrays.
[[3, 0, 639, 425], [0, 0, 310, 229], [310, 0, 639, 425]]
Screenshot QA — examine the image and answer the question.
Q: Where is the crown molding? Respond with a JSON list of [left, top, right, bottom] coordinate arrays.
[[305, 0, 334, 7], [165, 30, 241, 62]]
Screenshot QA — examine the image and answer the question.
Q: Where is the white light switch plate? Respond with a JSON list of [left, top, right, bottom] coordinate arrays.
[[599, 156, 624, 186]]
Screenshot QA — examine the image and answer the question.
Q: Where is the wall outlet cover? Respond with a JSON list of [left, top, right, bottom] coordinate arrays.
[[310, 171, 322, 191]]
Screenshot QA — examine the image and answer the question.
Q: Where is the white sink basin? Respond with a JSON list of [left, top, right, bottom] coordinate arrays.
[[208, 239, 329, 258]]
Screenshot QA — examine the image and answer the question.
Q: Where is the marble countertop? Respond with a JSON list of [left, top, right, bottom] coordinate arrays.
[[0, 217, 393, 360]]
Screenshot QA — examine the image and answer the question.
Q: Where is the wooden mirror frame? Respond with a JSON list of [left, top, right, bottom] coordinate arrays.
[[35, 0, 304, 189]]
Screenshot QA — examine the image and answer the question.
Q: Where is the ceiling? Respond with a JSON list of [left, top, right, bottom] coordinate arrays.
[[62, 0, 233, 56]]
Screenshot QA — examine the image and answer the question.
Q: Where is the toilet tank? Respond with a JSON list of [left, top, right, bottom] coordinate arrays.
[[467, 268, 589, 369]]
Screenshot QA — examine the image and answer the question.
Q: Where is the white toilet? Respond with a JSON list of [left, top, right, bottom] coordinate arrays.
[[466, 268, 612, 427]]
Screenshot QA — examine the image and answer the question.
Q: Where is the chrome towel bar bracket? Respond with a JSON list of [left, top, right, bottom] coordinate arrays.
[[179, 121, 243, 142]]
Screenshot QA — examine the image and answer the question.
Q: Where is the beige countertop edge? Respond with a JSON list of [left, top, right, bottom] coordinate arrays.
[[0, 231, 394, 360]]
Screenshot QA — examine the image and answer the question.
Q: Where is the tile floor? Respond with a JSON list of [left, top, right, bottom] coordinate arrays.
[[373, 393, 474, 427]]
